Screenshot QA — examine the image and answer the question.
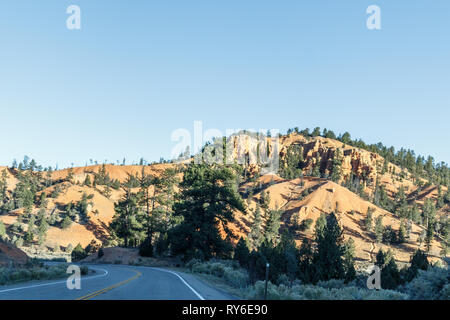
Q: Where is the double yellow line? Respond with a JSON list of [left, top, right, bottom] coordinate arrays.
[[76, 269, 142, 300]]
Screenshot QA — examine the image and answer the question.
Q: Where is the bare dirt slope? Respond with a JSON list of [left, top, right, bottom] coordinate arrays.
[[232, 174, 444, 264]]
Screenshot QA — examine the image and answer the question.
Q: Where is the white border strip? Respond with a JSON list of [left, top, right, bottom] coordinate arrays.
[[0, 267, 109, 294], [151, 267, 205, 300]]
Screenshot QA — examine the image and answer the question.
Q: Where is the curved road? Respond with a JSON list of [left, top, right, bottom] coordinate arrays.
[[0, 264, 236, 300]]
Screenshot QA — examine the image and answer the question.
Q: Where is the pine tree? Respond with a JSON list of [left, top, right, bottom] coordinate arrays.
[[398, 220, 407, 243], [234, 237, 250, 267], [0, 170, 8, 206], [343, 237, 356, 282], [365, 207, 375, 231], [110, 190, 146, 247], [312, 154, 321, 177], [248, 205, 264, 250], [314, 213, 327, 239], [375, 249, 402, 289], [422, 198, 436, 228], [298, 239, 314, 283], [375, 215, 384, 243], [61, 215, 72, 229], [24, 228, 34, 246], [418, 229, 426, 248], [84, 175, 92, 186], [264, 209, 282, 245], [168, 164, 245, 261], [312, 127, 321, 137], [38, 215, 48, 235], [259, 190, 270, 212], [330, 148, 343, 183], [0, 221, 6, 239], [395, 186, 408, 218], [403, 249, 429, 282], [274, 230, 300, 281], [71, 243, 87, 261], [311, 213, 348, 283], [425, 219, 435, 252], [381, 159, 388, 174], [39, 192, 48, 209]]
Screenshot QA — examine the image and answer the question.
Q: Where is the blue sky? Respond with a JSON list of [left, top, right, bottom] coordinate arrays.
[[0, 1, 449, 168]]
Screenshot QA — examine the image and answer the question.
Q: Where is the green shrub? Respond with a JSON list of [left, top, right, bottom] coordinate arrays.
[[71, 243, 87, 262], [0, 264, 68, 285], [297, 219, 313, 231], [221, 266, 249, 288], [401, 266, 449, 300], [80, 266, 89, 275], [244, 281, 408, 300], [188, 259, 249, 288], [186, 258, 202, 270], [316, 279, 346, 289]]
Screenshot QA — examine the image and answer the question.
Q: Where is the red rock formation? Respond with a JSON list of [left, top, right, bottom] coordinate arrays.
[[0, 240, 29, 267]]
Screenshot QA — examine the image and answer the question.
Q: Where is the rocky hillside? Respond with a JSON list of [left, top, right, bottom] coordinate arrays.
[[232, 175, 444, 265], [0, 132, 448, 264]]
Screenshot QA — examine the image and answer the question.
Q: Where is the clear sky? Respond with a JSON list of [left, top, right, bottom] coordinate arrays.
[[0, 1, 449, 168]]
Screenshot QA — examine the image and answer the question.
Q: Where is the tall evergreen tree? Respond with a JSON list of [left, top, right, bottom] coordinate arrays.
[[110, 190, 145, 247], [298, 239, 314, 283], [234, 237, 250, 267], [169, 164, 245, 261], [311, 154, 321, 177], [375, 215, 384, 243], [375, 249, 402, 289], [248, 205, 264, 250], [264, 209, 282, 245], [311, 213, 348, 283], [365, 207, 375, 231], [273, 230, 300, 281], [330, 148, 343, 183], [0, 221, 6, 239], [314, 213, 327, 239], [343, 237, 356, 282]]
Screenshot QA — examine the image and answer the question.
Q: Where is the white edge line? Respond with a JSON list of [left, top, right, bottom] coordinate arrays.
[[0, 267, 109, 294], [151, 267, 205, 300]]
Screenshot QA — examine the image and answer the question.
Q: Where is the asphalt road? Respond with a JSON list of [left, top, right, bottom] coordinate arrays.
[[0, 264, 236, 300]]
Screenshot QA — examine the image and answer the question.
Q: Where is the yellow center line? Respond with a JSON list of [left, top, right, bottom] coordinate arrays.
[[76, 268, 142, 300]]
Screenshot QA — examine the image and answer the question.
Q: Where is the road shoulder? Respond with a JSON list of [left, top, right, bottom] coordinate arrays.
[[171, 269, 243, 300]]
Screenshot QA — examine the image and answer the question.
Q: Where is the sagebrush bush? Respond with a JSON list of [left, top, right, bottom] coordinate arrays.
[[276, 274, 291, 286], [223, 267, 249, 288], [316, 279, 347, 289], [185, 258, 201, 270], [0, 264, 68, 285], [244, 281, 408, 300], [401, 266, 450, 300], [187, 259, 449, 300], [187, 259, 249, 288]]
